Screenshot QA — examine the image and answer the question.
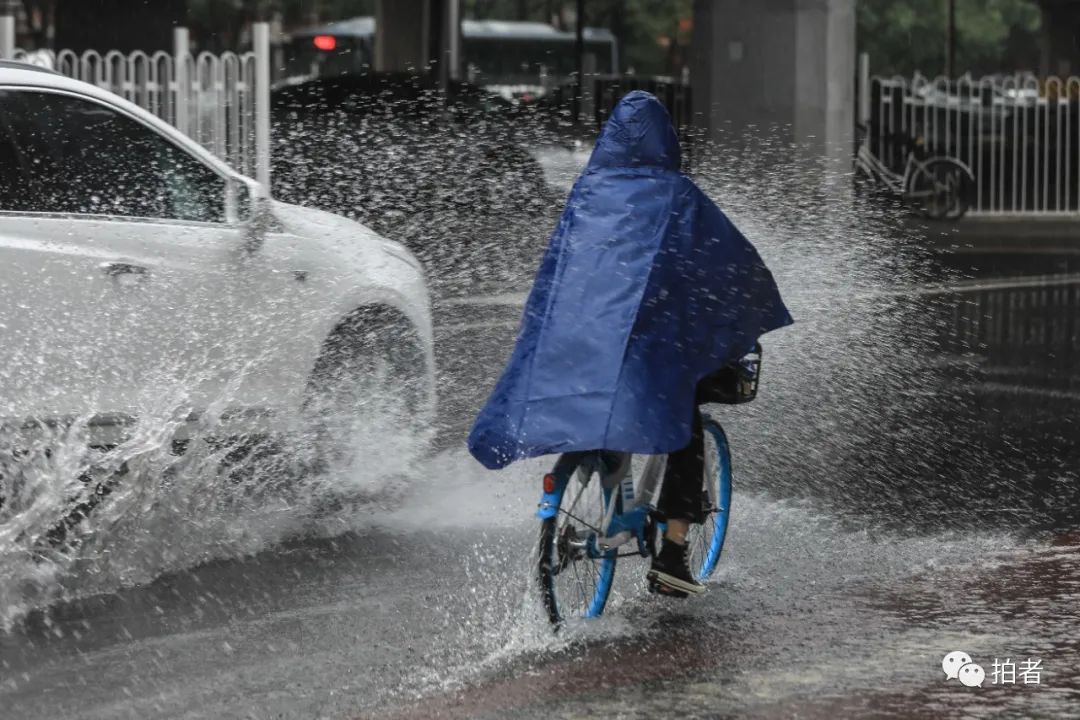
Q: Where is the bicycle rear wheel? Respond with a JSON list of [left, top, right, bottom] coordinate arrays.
[[906, 158, 973, 220], [685, 417, 734, 581], [537, 464, 618, 626]]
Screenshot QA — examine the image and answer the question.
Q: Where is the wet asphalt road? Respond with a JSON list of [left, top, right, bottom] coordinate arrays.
[[3, 234, 1080, 718]]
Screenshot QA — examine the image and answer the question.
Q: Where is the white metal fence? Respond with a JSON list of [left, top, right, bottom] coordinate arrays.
[[1, 21, 271, 187], [863, 71, 1080, 216]]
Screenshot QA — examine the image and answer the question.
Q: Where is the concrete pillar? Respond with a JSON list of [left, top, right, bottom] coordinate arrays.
[[691, 0, 855, 159], [0, 13, 14, 59], [375, 0, 431, 72], [253, 22, 272, 189], [173, 27, 190, 136], [444, 0, 460, 80]]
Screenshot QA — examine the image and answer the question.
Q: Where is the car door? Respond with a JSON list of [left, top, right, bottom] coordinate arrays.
[[0, 87, 312, 442], [0, 89, 138, 429]]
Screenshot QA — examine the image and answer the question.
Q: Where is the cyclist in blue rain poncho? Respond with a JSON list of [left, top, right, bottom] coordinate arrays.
[[469, 91, 792, 595]]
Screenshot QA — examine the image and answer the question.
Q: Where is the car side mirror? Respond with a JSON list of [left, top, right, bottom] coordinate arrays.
[[228, 177, 273, 252]]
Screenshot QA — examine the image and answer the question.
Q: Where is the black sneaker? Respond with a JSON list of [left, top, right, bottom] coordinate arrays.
[[647, 540, 705, 596]]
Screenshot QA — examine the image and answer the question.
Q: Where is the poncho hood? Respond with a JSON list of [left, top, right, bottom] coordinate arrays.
[[586, 90, 681, 171]]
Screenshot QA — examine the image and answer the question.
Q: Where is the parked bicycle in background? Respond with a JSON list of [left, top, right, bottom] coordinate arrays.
[[854, 122, 974, 220]]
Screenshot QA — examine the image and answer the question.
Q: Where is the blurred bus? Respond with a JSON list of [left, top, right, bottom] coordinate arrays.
[[283, 17, 618, 99]]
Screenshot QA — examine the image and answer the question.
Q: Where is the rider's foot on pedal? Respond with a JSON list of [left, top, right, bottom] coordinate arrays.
[[647, 540, 705, 596]]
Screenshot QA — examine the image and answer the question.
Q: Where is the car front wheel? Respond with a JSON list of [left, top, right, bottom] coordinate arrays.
[[300, 306, 433, 500]]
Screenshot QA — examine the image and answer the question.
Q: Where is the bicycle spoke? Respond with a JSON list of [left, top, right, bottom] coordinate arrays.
[[586, 558, 598, 602], [571, 558, 587, 610], [556, 507, 603, 535], [565, 478, 589, 515]]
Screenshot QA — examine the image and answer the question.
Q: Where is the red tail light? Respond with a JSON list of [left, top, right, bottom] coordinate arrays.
[[543, 474, 556, 493], [313, 35, 337, 51]]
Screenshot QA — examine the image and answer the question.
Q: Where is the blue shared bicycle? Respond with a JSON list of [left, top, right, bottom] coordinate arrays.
[[536, 345, 761, 627]]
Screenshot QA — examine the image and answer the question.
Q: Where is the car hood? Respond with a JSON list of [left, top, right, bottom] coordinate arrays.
[[269, 199, 422, 271]]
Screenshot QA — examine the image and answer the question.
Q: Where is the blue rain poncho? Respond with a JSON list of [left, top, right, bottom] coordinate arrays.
[[469, 91, 792, 470]]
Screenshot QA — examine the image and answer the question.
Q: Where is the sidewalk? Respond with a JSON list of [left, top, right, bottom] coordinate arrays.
[[912, 215, 1080, 254]]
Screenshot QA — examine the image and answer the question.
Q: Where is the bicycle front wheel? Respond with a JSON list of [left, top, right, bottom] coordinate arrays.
[[685, 417, 734, 581], [537, 465, 618, 626]]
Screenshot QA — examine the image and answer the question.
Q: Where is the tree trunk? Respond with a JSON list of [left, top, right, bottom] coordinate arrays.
[[610, 0, 625, 73], [945, 0, 956, 76]]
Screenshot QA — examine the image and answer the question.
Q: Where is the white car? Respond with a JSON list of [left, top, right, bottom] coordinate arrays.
[[0, 61, 434, 464]]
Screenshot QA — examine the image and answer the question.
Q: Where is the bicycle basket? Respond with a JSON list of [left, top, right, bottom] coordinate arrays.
[[698, 343, 762, 405]]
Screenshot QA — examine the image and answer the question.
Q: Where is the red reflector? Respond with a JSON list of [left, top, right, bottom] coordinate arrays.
[[543, 474, 556, 493], [313, 35, 337, 51]]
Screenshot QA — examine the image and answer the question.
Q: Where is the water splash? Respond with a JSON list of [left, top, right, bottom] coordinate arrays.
[[0, 354, 430, 630]]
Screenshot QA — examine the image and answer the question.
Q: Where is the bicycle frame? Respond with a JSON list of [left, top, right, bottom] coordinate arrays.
[[536, 449, 683, 558]]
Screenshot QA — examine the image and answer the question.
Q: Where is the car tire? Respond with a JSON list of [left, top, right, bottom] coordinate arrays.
[[300, 306, 433, 500]]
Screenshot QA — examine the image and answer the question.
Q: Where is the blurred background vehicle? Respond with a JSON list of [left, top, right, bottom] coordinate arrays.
[[271, 70, 560, 290], [282, 16, 617, 103]]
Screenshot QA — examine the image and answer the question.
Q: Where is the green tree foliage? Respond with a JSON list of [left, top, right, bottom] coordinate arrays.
[[595, 0, 692, 76], [858, 0, 1042, 77]]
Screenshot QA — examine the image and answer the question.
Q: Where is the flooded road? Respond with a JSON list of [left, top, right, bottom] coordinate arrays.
[[2, 215, 1079, 719]]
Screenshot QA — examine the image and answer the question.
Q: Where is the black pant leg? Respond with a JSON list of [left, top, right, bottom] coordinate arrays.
[[657, 402, 705, 524]]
